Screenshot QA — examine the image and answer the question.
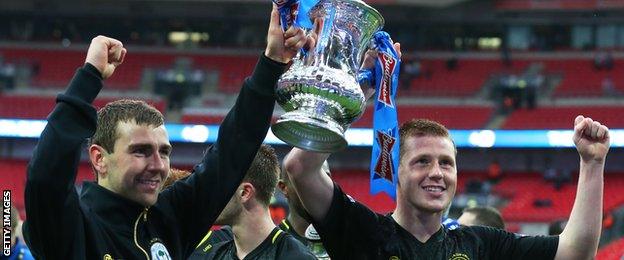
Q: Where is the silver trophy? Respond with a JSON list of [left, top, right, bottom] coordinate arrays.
[[272, 0, 384, 152]]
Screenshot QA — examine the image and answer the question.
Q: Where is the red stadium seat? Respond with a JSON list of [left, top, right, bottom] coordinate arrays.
[[502, 106, 624, 129], [0, 94, 166, 119]]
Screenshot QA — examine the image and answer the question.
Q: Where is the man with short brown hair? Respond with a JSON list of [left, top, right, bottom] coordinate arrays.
[[23, 4, 316, 258], [285, 116, 610, 259], [190, 144, 315, 259]]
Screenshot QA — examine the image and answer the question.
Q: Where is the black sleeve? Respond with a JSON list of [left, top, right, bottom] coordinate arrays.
[[312, 183, 388, 260], [23, 64, 103, 258], [157, 54, 286, 255], [470, 226, 559, 260]]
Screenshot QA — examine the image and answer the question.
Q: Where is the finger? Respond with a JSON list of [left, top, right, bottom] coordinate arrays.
[[284, 26, 303, 39], [596, 125, 607, 140], [119, 48, 127, 64], [590, 121, 600, 139], [313, 17, 324, 36], [304, 34, 317, 51], [269, 4, 281, 31], [293, 39, 306, 50], [574, 116, 588, 135], [574, 115, 584, 127], [284, 32, 305, 48], [394, 42, 402, 59], [583, 118, 594, 136], [112, 48, 127, 66]]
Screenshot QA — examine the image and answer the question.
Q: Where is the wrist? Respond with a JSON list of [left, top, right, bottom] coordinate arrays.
[[580, 156, 606, 168], [264, 50, 288, 64]]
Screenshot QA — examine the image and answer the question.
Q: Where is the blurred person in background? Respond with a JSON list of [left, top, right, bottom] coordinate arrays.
[[0, 205, 34, 260], [457, 206, 505, 230], [189, 144, 315, 259]]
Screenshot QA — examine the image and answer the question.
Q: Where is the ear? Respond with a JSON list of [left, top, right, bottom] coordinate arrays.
[[239, 182, 255, 204], [277, 180, 288, 195], [89, 144, 108, 178]]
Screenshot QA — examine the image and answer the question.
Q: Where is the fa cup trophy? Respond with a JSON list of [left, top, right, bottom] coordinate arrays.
[[271, 0, 384, 152]]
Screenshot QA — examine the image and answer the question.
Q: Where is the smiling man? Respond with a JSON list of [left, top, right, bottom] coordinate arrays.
[[23, 5, 316, 258], [285, 117, 610, 259]]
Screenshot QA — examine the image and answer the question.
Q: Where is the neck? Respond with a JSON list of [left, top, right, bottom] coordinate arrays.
[[231, 206, 276, 259], [392, 203, 443, 243], [287, 212, 310, 238]]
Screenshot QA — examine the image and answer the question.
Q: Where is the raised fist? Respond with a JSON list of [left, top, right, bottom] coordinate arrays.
[[85, 36, 127, 79], [573, 115, 610, 163]]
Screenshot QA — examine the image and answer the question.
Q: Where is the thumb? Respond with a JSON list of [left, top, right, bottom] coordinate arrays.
[[269, 4, 281, 31], [394, 42, 402, 59]]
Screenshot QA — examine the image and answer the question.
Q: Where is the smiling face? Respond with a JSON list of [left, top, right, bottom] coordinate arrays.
[[397, 135, 457, 214], [95, 121, 172, 207]]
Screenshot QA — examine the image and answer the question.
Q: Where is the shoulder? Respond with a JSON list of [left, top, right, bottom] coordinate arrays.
[[191, 237, 233, 259], [276, 233, 316, 259], [194, 227, 234, 253]]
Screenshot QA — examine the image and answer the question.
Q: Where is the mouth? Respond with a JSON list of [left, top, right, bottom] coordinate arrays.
[[136, 178, 161, 192], [421, 185, 446, 195]]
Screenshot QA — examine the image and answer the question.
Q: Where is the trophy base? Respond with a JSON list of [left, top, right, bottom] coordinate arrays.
[[272, 111, 347, 153]]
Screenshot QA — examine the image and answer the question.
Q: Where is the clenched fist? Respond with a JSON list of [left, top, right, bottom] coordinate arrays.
[[85, 36, 127, 79], [573, 115, 610, 163]]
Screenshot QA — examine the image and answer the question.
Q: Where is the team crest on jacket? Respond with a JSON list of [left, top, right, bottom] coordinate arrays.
[[150, 242, 172, 260], [449, 252, 470, 260]]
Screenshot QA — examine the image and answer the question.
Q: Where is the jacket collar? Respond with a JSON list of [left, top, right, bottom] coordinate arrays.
[[80, 182, 147, 227]]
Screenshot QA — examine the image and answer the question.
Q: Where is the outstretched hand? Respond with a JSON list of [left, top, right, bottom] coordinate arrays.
[[360, 42, 402, 100], [85, 36, 126, 79], [573, 115, 610, 163]]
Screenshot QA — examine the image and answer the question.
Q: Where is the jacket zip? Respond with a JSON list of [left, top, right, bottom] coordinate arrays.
[[134, 208, 150, 260]]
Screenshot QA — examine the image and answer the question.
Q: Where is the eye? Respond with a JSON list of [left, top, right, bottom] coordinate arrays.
[[415, 158, 429, 165], [160, 148, 172, 158], [440, 159, 454, 168], [132, 147, 150, 157]]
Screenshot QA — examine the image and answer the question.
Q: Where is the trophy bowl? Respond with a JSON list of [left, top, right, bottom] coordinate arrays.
[[272, 0, 384, 152]]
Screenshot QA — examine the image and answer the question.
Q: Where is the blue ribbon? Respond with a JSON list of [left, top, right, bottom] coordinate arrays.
[[295, 0, 319, 29], [273, 0, 318, 31], [369, 31, 401, 200]]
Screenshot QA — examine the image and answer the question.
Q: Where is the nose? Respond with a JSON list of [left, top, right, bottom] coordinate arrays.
[[148, 152, 167, 174], [428, 163, 444, 180]]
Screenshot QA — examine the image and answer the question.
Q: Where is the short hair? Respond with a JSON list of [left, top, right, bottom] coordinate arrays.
[[244, 144, 280, 206], [163, 168, 192, 190], [90, 99, 164, 153], [462, 206, 505, 229], [399, 119, 456, 159]]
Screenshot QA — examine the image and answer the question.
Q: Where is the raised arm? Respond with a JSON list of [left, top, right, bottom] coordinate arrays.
[[158, 4, 319, 254], [23, 36, 125, 258], [283, 148, 334, 222], [555, 115, 610, 260]]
